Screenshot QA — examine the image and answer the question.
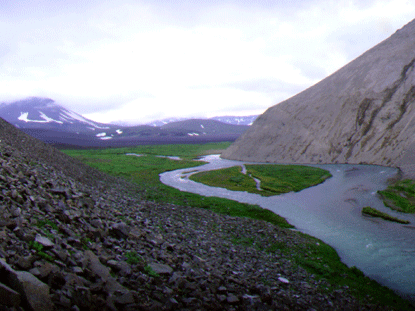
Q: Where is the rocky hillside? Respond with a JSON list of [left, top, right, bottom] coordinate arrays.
[[0, 117, 405, 310], [222, 19, 415, 178]]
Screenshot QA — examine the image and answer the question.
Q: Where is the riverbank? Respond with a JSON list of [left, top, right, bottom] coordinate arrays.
[[161, 155, 415, 304], [1, 141, 411, 310]]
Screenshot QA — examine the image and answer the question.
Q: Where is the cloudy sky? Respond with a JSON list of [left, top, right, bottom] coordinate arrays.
[[1, 0, 415, 124]]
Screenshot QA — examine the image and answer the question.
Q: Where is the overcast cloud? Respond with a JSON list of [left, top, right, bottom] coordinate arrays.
[[1, 0, 414, 124]]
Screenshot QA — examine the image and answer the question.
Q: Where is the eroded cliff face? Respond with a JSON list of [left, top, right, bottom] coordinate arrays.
[[222, 19, 415, 177]]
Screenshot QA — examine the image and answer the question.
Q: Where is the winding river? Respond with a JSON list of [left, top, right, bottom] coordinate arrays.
[[160, 155, 415, 301]]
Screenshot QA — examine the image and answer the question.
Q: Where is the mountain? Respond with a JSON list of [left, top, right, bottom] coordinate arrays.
[[210, 115, 258, 126], [160, 119, 249, 136], [0, 97, 113, 133], [146, 117, 186, 127], [222, 19, 415, 178], [147, 115, 258, 127], [0, 97, 250, 147]]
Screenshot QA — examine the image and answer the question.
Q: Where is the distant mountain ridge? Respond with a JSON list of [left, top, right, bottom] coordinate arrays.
[[147, 115, 258, 127], [0, 97, 251, 147], [210, 115, 258, 126]]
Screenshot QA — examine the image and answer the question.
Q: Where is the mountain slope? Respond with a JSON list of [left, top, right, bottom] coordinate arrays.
[[210, 115, 258, 125], [0, 98, 250, 147], [0, 97, 112, 132], [222, 19, 415, 178], [161, 119, 249, 136]]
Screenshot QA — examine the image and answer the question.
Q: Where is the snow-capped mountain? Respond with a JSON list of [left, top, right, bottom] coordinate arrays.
[[0, 97, 130, 142], [148, 115, 258, 127], [0, 97, 252, 147], [161, 119, 248, 136], [0, 97, 110, 132], [146, 117, 186, 127], [210, 115, 258, 126]]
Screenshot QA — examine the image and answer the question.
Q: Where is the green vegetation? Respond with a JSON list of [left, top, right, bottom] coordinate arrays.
[[81, 237, 93, 250], [189, 166, 263, 194], [230, 231, 412, 309], [35, 219, 58, 230], [125, 251, 143, 264], [189, 164, 332, 196], [33, 219, 57, 239], [62, 142, 412, 308], [144, 265, 160, 278], [62, 143, 292, 228], [28, 241, 55, 262], [362, 206, 410, 224], [378, 179, 415, 213], [246, 164, 332, 194]]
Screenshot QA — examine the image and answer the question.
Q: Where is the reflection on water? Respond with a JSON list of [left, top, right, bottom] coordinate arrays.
[[160, 155, 415, 300]]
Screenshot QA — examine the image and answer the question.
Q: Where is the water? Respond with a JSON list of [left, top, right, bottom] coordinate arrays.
[[160, 155, 415, 300]]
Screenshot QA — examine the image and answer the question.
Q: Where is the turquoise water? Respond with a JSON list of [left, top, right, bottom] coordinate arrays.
[[160, 155, 415, 300]]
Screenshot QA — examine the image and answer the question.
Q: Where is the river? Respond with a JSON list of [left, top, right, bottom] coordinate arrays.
[[160, 155, 415, 301]]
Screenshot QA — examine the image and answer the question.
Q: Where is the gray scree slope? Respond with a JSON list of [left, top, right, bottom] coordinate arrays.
[[222, 19, 415, 178]]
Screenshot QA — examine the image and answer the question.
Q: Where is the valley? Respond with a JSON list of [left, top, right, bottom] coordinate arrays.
[[1, 111, 414, 309], [1, 14, 415, 311]]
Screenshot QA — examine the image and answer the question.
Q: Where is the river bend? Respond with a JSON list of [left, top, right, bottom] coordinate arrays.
[[160, 155, 415, 300]]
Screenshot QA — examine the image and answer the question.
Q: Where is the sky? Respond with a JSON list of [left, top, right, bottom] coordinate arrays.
[[1, 0, 415, 125]]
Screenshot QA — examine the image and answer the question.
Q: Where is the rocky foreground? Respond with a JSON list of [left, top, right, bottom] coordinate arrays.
[[0, 119, 409, 310]]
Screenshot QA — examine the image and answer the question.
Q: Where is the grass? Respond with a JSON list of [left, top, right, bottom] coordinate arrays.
[[62, 143, 292, 228], [230, 230, 413, 309], [246, 164, 332, 194], [189, 166, 263, 194], [378, 179, 415, 213], [190, 164, 332, 196], [362, 206, 410, 224], [62, 142, 412, 309]]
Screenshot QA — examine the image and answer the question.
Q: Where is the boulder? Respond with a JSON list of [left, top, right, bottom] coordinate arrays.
[[148, 262, 173, 275], [0, 282, 21, 307], [0, 258, 53, 311], [110, 222, 130, 239], [84, 250, 128, 294], [8, 270, 54, 311]]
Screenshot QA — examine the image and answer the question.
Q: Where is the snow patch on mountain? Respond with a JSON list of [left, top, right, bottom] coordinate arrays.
[[62, 109, 110, 129], [18, 112, 64, 124], [211, 115, 258, 126]]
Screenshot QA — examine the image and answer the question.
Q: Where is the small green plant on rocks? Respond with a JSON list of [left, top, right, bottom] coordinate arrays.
[[125, 251, 143, 264], [28, 241, 55, 262], [81, 237, 92, 250], [36, 219, 58, 230], [144, 265, 160, 278]]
